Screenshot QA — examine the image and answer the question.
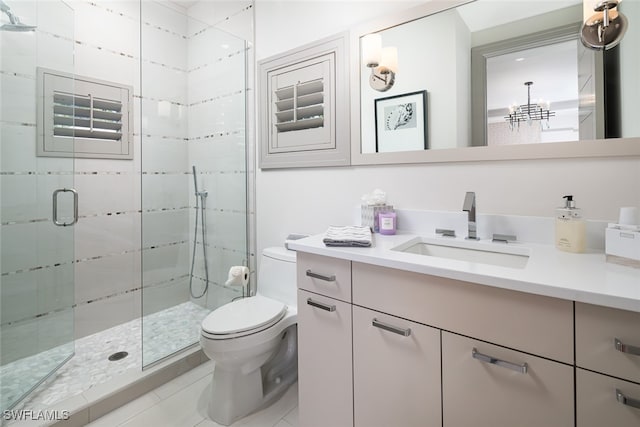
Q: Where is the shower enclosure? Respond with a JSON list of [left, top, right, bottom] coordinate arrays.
[[1, 0, 252, 414]]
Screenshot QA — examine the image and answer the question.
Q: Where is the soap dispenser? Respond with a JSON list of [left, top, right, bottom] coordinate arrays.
[[555, 195, 586, 253]]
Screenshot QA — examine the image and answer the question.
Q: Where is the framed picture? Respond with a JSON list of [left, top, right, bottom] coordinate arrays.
[[374, 90, 428, 153]]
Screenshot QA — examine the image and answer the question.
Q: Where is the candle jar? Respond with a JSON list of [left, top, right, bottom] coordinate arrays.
[[378, 211, 397, 235]]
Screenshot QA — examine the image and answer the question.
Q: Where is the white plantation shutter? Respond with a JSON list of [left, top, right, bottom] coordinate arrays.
[[268, 57, 333, 152], [37, 68, 133, 159], [274, 78, 324, 133], [258, 32, 350, 168]]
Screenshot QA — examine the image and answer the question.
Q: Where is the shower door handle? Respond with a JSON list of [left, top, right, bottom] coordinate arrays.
[[53, 188, 78, 226]]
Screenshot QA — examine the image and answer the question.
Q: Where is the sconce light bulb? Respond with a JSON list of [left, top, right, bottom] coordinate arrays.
[[362, 33, 382, 68], [379, 46, 398, 74]]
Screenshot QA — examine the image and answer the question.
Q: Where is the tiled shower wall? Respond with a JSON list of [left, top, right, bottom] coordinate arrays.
[[1, 0, 253, 364], [185, 1, 254, 310]]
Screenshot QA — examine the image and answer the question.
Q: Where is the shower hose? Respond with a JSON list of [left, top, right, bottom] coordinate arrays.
[[189, 188, 209, 299]]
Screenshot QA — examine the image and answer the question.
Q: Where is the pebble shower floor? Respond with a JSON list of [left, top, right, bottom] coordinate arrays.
[[1, 302, 210, 412]]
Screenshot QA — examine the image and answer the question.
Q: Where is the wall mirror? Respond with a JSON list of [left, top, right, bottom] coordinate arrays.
[[350, 0, 640, 165]]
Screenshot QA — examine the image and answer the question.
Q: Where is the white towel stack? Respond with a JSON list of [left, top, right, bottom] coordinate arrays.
[[323, 226, 372, 247]]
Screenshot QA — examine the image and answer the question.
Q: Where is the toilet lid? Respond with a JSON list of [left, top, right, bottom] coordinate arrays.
[[201, 295, 286, 336]]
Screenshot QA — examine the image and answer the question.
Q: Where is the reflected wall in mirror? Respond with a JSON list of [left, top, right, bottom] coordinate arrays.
[[357, 0, 640, 156]]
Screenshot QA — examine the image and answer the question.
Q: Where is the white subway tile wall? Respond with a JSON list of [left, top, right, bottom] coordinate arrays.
[[1, 0, 254, 373]]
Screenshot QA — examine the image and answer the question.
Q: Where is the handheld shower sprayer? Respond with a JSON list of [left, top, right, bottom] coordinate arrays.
[[189, 166, 209, 299], [192, 165, 208, 198], [192, 165, 198, 196]]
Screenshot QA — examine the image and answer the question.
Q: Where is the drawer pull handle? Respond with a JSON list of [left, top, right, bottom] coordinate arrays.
[[372, 318, 411, 337], [472, 348, 528, 374], [306, 269, 336, 282], [306, 298, 336, 312], [614, 338, 640, 356], [616, 389, 640, 410]]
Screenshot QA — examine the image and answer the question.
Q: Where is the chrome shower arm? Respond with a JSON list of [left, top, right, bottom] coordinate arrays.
[[1, 0, 18, 24]]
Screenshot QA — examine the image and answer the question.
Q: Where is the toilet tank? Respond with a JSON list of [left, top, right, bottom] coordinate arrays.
[[258, 247, 297, 307]]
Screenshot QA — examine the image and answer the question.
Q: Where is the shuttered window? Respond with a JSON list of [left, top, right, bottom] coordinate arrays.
[[258, 32, 350, 169], [37, 68, 133, 159], [274, 79, 324, 133], [267, 56, 334, 153]]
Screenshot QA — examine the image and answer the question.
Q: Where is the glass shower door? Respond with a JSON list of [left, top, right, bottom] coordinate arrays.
[[140, 3, 249, 367], [0, 0, 76, 412]]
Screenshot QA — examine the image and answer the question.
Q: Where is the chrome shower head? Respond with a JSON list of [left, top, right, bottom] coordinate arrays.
[[1, 23, 36, 31], [0, 0, 36, 32]]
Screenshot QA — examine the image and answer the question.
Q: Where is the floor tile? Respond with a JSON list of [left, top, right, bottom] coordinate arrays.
[[194, 418, 225, 427], [283, 405, 298, 427], [84, 366, 298, 427], [236, 383, 298, 427], [86, 392, 161, 426], [118, 376, 210, 427], [153, 360, 214, 400], [7, 302, 209, 412]]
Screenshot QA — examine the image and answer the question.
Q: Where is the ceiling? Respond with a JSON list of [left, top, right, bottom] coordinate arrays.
[[486, 39, 579, 111], [169, 0, 197, 9]]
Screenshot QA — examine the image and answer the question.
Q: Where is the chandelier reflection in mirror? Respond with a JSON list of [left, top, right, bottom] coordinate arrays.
[[505, 81, 555, 131]]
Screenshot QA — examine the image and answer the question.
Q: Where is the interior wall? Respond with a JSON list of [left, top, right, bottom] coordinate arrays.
[[620, 0, 640, 138], [1, 0, 77, 364], [59, 0, 145, 340], [0, 0, 254, 365], [140, 0, 191, 321], [359, 8, 471, 152], [254, 1, 640, 259], [185, 0, 254, 308]]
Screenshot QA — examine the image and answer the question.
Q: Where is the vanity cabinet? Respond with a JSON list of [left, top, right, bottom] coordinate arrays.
[[576, 369, 640, 426], [296, 252, 638, 426], [351, 262, 574, 364], [297, 252, 353, 427], [442, 332, 574, 427], [296, 251, 351, 303], [352, 306, 441, 427], [575, 303, 640, 425]]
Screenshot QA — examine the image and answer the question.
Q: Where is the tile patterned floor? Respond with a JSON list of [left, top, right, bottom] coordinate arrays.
[[2, 302, 210, 412], [86, 361, 299, 427]]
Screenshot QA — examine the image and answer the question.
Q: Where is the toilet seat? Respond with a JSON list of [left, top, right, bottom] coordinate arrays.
[[202, 295, 287, 340]]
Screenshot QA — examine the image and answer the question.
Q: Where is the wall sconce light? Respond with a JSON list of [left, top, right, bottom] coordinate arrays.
[[362, 33, 398, 92], [581, 0, 628, 50]]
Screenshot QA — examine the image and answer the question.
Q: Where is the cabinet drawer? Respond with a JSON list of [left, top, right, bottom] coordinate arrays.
[[576, 302, 640, 383], [353, 262, 573, 363], [297, 252, 351, 302], [442, 332, 574, 427], [353, 306, 441, 427], [297, 290, 353, 427], [577, 368, 640, 427]]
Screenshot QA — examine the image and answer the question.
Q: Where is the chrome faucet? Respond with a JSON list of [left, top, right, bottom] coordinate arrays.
[[463, 192, 478, 240]]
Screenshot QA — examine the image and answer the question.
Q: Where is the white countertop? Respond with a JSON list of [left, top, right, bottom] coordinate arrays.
[[288, 232, 640, 313]]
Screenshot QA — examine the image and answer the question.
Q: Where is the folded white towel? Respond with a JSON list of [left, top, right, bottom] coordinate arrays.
[[323, 225, 372, 247]]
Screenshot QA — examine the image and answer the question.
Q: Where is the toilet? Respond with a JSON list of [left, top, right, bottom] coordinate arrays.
[[200, 246, 298, 426]]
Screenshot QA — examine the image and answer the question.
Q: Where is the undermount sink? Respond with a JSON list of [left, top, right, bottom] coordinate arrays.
[[391, 237, 530, 269]]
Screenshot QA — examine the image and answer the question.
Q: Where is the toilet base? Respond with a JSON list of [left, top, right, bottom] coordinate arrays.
[[208, 325, 298, 426]]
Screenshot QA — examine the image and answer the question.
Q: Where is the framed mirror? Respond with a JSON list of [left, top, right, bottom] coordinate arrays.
[[350, 0, 640, 165]]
